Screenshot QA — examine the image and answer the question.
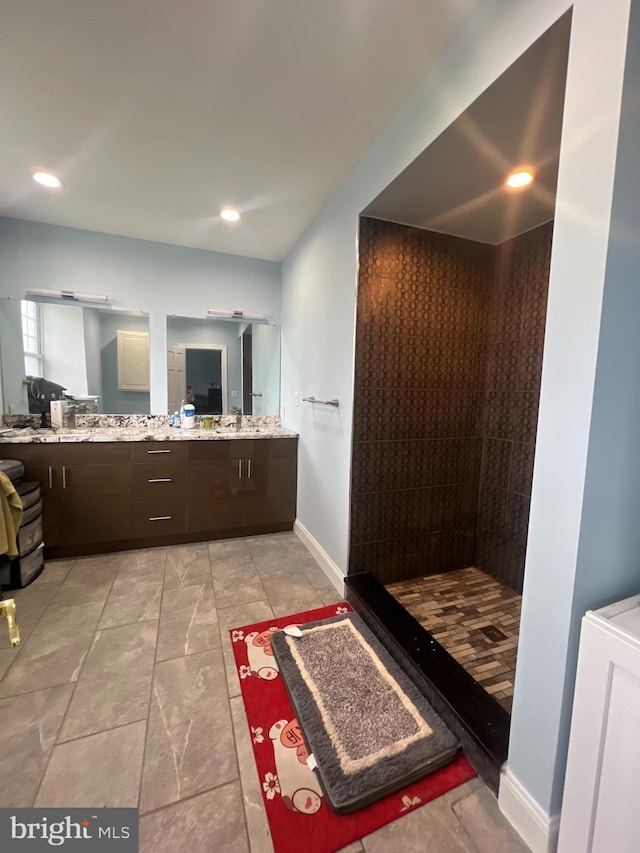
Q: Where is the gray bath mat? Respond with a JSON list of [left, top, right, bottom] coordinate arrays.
[[271, 611, 459, 813]]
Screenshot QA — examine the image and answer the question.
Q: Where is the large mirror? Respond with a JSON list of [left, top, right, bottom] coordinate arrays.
[[167, 315, 280, 417], [0, 297, 150, 416]]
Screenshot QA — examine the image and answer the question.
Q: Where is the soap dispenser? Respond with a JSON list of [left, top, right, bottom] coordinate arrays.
[[180, 400, 196, 429]]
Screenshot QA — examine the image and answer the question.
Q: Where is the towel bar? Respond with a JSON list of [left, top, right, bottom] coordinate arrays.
[[302, 396, 339, 407]]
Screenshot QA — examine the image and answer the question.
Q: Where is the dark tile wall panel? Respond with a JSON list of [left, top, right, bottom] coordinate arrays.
[[475, 221, 553, 592], [350, 217, 552, 591], [350, 218, 493, 583]]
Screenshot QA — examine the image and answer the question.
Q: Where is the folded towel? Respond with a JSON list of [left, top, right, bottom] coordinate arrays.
[[0, 471, 23, 558]]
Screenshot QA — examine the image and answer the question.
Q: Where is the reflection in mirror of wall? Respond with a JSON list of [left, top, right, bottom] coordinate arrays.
[[166, 315, 281, 417], [0, 298, 150, 416]]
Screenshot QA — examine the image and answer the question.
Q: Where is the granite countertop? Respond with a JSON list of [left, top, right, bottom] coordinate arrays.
[[0, 426, 298, 444]]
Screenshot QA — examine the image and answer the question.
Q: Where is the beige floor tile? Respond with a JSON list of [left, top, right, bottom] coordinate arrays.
[[139, 648, 237, 814], [452, 784, 530, 852], [164, 544, 211, 590], [59, 620, 158, 741], [51, 559, 119, 608], [156, 584, 219, 661], [0, 684, 73, 807], [0, 601, 104, 697], [0, 649, 16, 681], [213, 568, 267, 609], [35, 720, 147, 808], [208, 539, 254, 577], [98, 575, 163, 629], [362, 794, 475, 852], [139, 783, 249, 853], [32, 559, 74, 585]]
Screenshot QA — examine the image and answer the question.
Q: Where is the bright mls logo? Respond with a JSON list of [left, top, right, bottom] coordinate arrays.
[[0, 809, 138, 850]]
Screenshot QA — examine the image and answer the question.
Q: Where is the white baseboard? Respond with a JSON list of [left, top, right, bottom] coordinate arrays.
[[499, 767, 560, 853], [293, 520, 345, 597]]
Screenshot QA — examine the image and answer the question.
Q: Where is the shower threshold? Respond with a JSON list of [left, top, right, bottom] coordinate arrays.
[[345, 569, 518, 793]]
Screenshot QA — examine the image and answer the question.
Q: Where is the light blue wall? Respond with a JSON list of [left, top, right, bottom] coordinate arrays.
[[509, 0, 635, 816], [98, 311, 150, 414], [280, 0, 638, 830], [0, 218, 281, 413]]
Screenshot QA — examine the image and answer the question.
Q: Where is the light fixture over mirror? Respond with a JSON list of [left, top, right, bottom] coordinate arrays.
[[26, 288, 110, 306], [207, 308, 269, 325]]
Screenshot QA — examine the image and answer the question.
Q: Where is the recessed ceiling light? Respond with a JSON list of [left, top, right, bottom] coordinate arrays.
[[31, 171, 64, 189], [505, 169, 535, 189], [220, 207, 240, 222]]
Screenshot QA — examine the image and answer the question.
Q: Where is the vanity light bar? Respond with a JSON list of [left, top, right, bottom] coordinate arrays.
[[26, 288, 109, 304], [207, 308, 269, 324]]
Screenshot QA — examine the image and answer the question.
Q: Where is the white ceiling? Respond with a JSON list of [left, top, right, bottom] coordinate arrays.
[[0, 0, 483, 262], [365, 13, 571, 244]]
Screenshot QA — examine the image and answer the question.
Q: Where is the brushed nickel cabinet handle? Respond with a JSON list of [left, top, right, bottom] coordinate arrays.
[[48, 466, 53, 489], [147, 449, 171, 454], [247, 459, 252, 479], [149, 515, 172, 521], [148, 478, 172, 483], [238, 459, 242, 479], [62, 466, 67, 489]]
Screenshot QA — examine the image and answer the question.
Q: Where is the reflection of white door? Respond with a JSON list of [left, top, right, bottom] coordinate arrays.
[[251, 326, 280, 416], [167, 346, 185, 414]]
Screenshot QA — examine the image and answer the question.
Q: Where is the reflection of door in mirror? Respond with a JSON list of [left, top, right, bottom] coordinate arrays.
[[185, 348, 225, 414], [167, 344, 228, 414], [167, 347, 185, 414]]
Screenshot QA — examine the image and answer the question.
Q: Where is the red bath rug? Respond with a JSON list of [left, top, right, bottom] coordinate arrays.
[[230, 603, 476, 853]]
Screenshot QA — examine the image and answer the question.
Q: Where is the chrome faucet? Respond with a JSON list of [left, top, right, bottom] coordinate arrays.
[[231, 406, 242, 429]]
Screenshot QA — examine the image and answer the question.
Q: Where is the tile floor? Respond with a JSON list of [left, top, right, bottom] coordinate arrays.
[[386, 567, 522, 713], [0, 533, 528, 852]]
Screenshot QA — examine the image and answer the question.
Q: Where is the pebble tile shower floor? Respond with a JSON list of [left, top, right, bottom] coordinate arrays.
[[386, 567, 522, 713], [0, 534, 527, 852]]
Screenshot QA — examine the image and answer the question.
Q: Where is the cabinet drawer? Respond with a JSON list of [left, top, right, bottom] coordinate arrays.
[[186, 437, 297, 461], [4, 442, 131, 467], [131, 442, 185, 463], [132, 463, 185, 500], [187, 440, 243, 461], [133, 499, 186, 537]]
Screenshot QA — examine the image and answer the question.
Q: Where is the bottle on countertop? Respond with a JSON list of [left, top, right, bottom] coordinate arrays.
[[180, 399, 196, 429], [171, 411, 181, 428]]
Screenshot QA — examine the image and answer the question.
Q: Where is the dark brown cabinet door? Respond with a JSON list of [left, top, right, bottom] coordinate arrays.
[[186, 459, 245, 532], [57, 462, 132, 544], [0, 447, 62, 545], [0, 444, 133, 548], [20, 462, 63, 546], [243, 456, 297, 527]]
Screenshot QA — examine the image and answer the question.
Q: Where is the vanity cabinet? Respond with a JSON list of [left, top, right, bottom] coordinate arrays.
[[186, 438, 297, 534], [2, 436, 297, 556], [5, 443, 133, 547]]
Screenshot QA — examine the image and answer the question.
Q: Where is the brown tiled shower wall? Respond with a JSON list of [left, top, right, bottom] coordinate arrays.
[[349, 217, 552, 593]]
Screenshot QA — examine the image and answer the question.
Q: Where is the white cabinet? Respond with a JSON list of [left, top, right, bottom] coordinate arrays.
[[557, 595, 640, 853], [117, 330, 150, 392]]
